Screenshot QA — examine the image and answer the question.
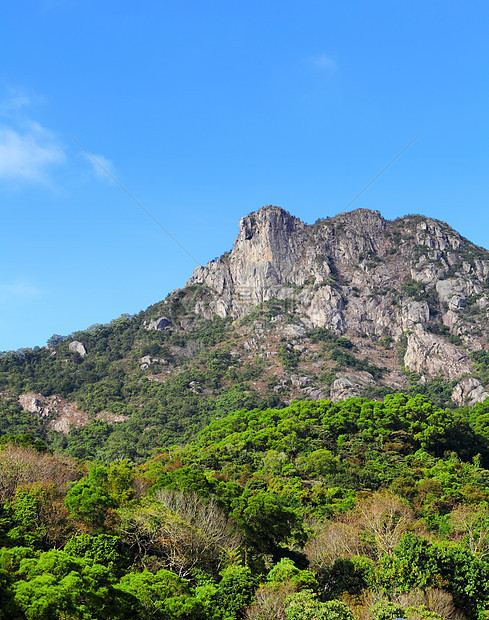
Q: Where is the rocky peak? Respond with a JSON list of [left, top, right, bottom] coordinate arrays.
[[237, 205, 304, 244], [182, 206, 489, 405]]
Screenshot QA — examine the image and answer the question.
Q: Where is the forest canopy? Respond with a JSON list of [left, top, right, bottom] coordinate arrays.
[[3, 394, 489, 618]]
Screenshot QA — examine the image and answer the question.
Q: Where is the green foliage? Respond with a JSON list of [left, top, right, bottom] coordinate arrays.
[[241, 298, 296, 324], [0, 400, 47, 442], [471, 350, 489, 385], [7, 390, 489, 617], [308, 328, 354, 350], [285, 591, 354, 620], [322, 556, 374, 598], [329, 348, 385, 379], [426, 322, 462, 345], [279, 346, 301, 370], [369, 600, 405, 620], [296, 449, 338, 477], [378, 533, 489, 618], [107, 460, 135, 506], [0, 566, 20, 619], [7, 484, 52, 547], [213, 565, 257, 618], [406, 373, 457, 409], [0, 433, 48, 453], [231, 490, 300, 553], [64, 534, 130, 574], [65, 466, 115, 528], [267, 558, 318, 591], [12, 549, 136, 619], [402, 278, 426, 301], [117, 569, 208, 620]]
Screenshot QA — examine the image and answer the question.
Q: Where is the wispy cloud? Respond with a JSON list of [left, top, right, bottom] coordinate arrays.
[[84, 152, 117, 181], [0, 122, 65, 185], [0, 89, 116, 187], [0, 92, 31, 115], [0, 280, 43, 304], [309, 53, 337, 73]]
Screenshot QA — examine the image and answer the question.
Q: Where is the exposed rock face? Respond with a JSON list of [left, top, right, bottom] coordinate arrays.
[[329, 371, 376, 402], [139, 355, 167, 370], [181, 205, 489, 404], [18, 392, 128, 434], [19, 392, 89, 434], [403, 326, 471, 381], [146, 316, 172, 330], [452, 378, 489, 407], [69, 341, 87, 356]]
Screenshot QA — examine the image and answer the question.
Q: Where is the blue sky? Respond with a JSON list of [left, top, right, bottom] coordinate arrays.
[[1, 0, 488, 352]]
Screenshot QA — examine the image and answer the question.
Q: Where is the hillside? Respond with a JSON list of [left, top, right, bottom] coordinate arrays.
[[2, 205, 489, 459], [4, 394, 489, 618]]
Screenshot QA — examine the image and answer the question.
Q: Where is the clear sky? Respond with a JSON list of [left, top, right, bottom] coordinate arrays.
[[1, 0, 488, 352]]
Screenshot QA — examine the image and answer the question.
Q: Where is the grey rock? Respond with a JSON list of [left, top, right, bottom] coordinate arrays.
[[68, 341, 87, 357], [403, 325, 471, 380], [329, 371, 375, 402], [174, 205, 489, 405], [139, 355, 167, 370], [452, 378, 489, 407], [146, 316, 172, 330]]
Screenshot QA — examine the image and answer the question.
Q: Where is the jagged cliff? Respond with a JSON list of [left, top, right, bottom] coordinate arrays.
[[167, 205, 489, 405]]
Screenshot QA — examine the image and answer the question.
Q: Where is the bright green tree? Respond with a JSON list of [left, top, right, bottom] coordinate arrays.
[[65, 466, 115, 528]]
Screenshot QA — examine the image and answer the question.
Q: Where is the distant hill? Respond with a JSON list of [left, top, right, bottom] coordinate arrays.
[[2, 205, 489, 460]]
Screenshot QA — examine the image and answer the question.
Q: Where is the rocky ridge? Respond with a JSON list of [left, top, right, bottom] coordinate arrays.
[[174, 206, 489, 405], [8, 205, 489, 440]]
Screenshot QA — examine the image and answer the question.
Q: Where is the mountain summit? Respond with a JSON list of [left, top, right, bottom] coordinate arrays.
[[183, 206, 489, 405]]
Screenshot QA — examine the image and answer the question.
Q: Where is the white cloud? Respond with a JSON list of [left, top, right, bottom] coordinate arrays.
[[0, 93, 30, 115], [0, 122, 65, 184], [0, 88, 45, 118], [85, 152, 117, 181], [0, 89, 115, 187], [309, 54, 337, 73], [0, 280, 43, 304]]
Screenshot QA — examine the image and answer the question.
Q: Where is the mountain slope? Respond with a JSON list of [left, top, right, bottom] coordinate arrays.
[[2, 205, 489, 459], [185, 206, 489, 402]]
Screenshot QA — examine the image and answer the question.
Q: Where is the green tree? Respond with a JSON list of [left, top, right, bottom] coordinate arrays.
[[65, 466, 115, 528], [231, 491, 300, 553], [285, 590, 354, 620], [117, 569, 207, 619], [64, 533, 130, 574], [12, 549, 136, 619], [266, 558, 318, 592], [213, 565, 257, 618]]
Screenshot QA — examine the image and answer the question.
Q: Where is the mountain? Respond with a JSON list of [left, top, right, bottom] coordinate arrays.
[[187, 206, 489, 399], [2, 205, 489, 460]]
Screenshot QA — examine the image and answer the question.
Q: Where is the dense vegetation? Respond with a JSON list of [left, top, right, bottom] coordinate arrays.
[[2, 274, 489, 617], [0, 296, 285, 461], [3, 394, 489, 618], [0, 289, 466, 465]]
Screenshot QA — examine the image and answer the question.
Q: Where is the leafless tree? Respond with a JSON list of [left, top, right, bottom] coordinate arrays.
[[305, 520, 365, 570], [397, 588, 464, 620], [244, 584, 294, 620], [449, 503, 489, 560], [354, 490, 414, 557], [0, 445, 80, 501], [119, 489, 241, 577]]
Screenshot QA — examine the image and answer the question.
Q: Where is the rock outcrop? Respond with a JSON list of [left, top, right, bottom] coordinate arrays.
[[174, 205, 489, 405], [68, 340, 87, 356], [18, 392, 127, 434], [18, 392, 90, 434]]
